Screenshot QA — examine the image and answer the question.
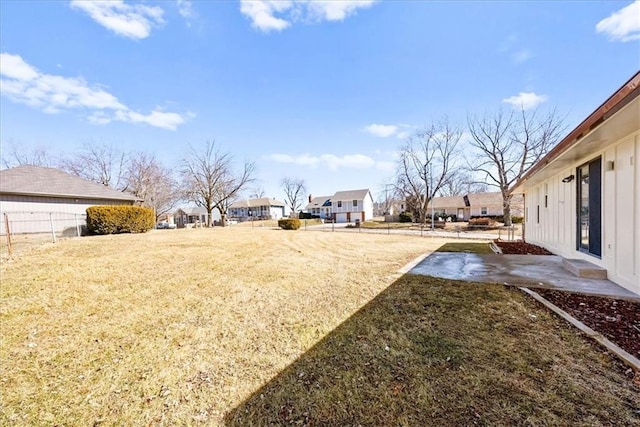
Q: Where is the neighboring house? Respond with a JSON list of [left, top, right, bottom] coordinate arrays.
[[427, 192, 524, 220], [0, 165, 139, 234], [228, 198, 286, 221], [305, 195, 333, 219], [305, 189, 374, 223], [174, 207, 219, 228], [512, 72, 639, 296]]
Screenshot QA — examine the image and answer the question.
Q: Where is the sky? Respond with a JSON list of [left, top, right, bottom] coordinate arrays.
[[1, 0, 639, 203]]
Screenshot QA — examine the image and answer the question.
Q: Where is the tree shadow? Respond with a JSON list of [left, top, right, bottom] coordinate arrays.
[[224, 275, 639, 426]]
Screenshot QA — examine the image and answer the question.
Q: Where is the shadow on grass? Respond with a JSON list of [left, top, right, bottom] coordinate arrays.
[[224, 275, 639, 426]]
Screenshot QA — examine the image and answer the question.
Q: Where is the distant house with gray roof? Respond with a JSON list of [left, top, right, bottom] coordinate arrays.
[[427, 191, 524, 221], [0, 165, 139, 234], [305, 189, 374, 223]]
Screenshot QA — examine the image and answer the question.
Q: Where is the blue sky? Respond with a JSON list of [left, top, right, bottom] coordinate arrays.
[[1, 0, 639, 202]]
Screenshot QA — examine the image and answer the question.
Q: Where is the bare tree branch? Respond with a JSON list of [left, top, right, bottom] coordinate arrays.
[[60, 141, 128, 190], [281, 177, 306, 215], [395, 118, 462, 223], [180, 141, 255, 227], [467, 107, 565, 225]]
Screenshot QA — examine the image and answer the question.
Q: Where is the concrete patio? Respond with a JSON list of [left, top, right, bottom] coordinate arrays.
[[410, 253, 640, 300]]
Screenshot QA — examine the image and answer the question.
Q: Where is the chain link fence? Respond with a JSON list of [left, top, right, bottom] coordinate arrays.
[[1, 211, 86, 256], [299, 220, 523, 241]]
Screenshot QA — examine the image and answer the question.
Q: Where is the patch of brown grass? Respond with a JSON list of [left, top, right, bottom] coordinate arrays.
[[0, 228, 444, 426]]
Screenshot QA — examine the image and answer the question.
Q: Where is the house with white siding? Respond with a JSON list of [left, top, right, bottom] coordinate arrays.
[[305, 189, 374, 223], [174, 206, 219, 227], [0, 165, 139, 234], [305, 195, 333, 219], [228, 198, 286, 221], [427, 192, 524, 221], [512, 72, 639, 296]]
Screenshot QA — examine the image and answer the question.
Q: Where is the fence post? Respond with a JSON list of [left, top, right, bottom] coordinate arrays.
[[4, 213, 12, 256], [332, 220, 335, 232], [75, 214, 81, 237], [49, 212, 56, 243]]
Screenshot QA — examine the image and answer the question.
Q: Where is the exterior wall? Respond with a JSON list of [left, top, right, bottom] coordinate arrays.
[[524, 131, 639, 294], [0, 194, 133, 234], [229, 205, 284, 220], [331, 193, 374, 223]]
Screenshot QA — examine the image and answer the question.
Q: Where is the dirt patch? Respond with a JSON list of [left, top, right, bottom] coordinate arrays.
[[494, 240, 553, 255], [534, 289, 640, 359]]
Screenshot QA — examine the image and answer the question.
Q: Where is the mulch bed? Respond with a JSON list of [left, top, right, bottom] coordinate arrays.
[[494, 240, 553, 255], [535, 289, 640, 359], [493, 240, 640, 363]]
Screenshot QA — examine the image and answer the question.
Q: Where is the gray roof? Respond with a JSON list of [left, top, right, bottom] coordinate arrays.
[[176, 206, 208, 215], [0, 165, 138, 201], [305, 195, 332, 211], [229, 198, 286, 209], [428, 192, 524, 209], [331, 189, 371, 201]]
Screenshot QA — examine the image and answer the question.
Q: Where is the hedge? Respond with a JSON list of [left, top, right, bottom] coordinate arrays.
[[86, 205, 155, 235], [278, 218, 301, 230], [399, 212, 412, 223]]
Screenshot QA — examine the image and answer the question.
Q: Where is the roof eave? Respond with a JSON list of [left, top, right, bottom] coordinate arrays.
[[511, 71, 640, 194]]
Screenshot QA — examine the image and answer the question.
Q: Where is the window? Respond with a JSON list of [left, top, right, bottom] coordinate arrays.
[[480, 207, 487, 215], [337, 201, 342, 208], [353, 200, 358, 207], [544, 183, 548, 208]]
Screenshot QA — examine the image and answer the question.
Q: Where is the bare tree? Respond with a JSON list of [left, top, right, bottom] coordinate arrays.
[[438, 169, 488, 197], [181, 141, 255, 227], [1, 140, 57, 168], [60, 141, 128, 190], [467, 107, 565, 225], [395, 118, 462, 223], [125, 152, 180, 221], [281, 177, 306, 215], [249, 186, 266, 199]]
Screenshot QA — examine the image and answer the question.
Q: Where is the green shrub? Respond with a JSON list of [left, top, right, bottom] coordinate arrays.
[[511, 216, 523, 224], [299, 212, 320, 219], [399, 212, 412, 223], [86, 205, 155, 235], [278, 218, 301, 230]]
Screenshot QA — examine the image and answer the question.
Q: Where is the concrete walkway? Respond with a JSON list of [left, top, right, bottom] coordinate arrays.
[[410, 253, 640, 300]]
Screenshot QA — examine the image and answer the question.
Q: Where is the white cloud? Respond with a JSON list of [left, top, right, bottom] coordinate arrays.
[[70, 0, 165, 40], [512, 49, 533, 64], [307, 0, 376, 21], [0, 52, 188, 130], [268, 152, 378, 170], [375, 161, 395, 171], [268, 153, 320, 166], [596, 1, 640, 42], [502, 92, 548, 110], [239, 0, 376, 32], [596, 0, 640, 43], [320, 153, 374, 170], [363, 123, 398, 138], [177, 0, 195, 19], [363, 123, 414, 139], [395, 131, 410, 140]]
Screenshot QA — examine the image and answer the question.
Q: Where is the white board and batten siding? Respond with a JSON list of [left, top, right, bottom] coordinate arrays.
[[524, 132, 639, 295]]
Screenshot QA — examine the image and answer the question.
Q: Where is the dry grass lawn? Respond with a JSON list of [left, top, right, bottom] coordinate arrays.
[[1, 228, 444, 426], [1, 228, 638, 426]]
